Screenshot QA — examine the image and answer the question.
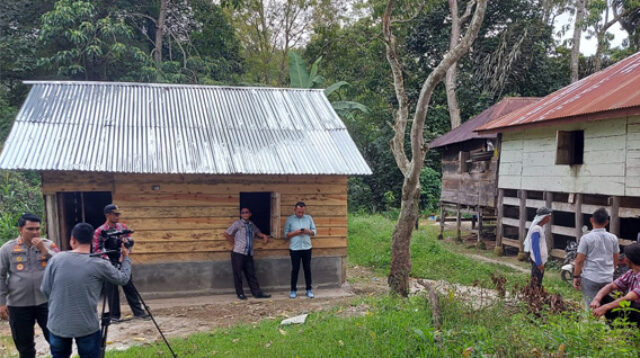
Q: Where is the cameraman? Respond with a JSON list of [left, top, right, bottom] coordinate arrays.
[[92, 204, 147, 322], [40, 223, 131, 358]]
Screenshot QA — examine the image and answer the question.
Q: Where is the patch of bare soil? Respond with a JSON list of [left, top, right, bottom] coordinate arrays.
[[0, 265, 386, 356]]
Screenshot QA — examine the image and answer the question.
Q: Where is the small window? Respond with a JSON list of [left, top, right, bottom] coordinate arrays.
[[555, 130, 584, 165], [458, 151, 471, 173], [239, 192, 280, 237]]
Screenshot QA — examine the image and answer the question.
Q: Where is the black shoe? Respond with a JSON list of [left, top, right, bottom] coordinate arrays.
[[254, 293, 271, 299], [237, 294, 247, 300], [134, 313, 151, 321]]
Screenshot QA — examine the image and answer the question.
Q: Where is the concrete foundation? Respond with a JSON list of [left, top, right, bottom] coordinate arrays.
[[131, 255, 345, 298]]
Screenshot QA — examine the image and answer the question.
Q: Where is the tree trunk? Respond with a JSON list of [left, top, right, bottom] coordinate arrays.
[[571, 0, 586, 83], [445, 0, 462, 129], [388, 176, 421, 296], [383, 0, 487, 297], [154, 0, 168, 63]]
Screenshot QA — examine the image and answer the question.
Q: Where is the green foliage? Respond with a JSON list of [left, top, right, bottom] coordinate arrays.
[[38, 0, 139, 80], [419, 167, 440, 214], [0, 171, 44, 245]]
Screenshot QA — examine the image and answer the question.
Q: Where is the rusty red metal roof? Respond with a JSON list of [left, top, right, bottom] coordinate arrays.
[[477, 51, 640, 133], [429, 97, 540, 148]]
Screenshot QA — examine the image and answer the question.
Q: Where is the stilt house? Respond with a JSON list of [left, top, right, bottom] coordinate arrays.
[[0, 81, 372, 297], [430, 97, 539, 243], [476, 51, 640, 258]]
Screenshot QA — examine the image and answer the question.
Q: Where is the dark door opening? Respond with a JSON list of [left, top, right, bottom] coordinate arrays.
[[58, 191, 112, 250], [240, 192, 272, 235]]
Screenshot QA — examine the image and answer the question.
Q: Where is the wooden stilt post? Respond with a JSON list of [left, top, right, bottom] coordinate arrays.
[[544, 191, 553, 254], [517, 189, 528, 261], [611, 196, 621, 237], [438, 205, 445, 240], [494, 189, 505, 256], [477, 205, 485, 249], [456, 204, 462, 242], [575, 193, 583, 244]]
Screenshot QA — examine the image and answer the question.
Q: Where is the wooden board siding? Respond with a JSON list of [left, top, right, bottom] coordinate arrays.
[[440, 140, 498, 207], [41, 172, 348, 264], [498, 116, 640, 196]]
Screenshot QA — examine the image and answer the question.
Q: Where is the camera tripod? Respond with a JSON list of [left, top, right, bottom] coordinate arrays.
[[97, 252, 177, 358]]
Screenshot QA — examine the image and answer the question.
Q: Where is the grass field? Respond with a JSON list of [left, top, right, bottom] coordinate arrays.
[[83, 215, 640, 357]]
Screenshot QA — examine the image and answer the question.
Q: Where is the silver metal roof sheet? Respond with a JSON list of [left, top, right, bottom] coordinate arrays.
[[0, 81, 372, 175]]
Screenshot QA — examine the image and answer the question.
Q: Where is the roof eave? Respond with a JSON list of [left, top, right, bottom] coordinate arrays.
[[476, 106, 640, 134]]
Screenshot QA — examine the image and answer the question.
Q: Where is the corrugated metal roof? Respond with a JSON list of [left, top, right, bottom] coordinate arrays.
[[0, 81, 372, 175], [477, 51, 640, 133], [429, 97, 539, 148]]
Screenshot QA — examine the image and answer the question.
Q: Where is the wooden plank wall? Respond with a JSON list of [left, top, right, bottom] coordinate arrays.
[[42, 172, 348, 264], [498, 116, 635, 195], [440, 140, 498, 207]]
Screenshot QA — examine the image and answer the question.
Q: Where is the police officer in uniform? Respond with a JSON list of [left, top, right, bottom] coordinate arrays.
[[0, 213, 59, 358]]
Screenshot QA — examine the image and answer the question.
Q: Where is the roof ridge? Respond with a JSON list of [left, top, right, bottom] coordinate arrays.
[[22, 80, 325, 92]]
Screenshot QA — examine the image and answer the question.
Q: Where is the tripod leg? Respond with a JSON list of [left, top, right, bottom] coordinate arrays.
[[128, 282, 178, 358], [99, 284, 111, 358]]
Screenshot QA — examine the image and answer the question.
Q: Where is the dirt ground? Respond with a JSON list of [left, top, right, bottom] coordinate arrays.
[[0, 265, 390, 357]]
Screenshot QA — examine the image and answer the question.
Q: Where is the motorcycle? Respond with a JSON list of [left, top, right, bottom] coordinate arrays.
[[561, 240, 630, 285], [560, 240, 578, 284]]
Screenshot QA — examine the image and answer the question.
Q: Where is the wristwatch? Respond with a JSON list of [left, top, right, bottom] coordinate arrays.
[[573, 275, 581, 279]]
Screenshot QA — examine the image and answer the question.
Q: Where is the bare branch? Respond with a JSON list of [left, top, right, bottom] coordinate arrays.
[[413, 0, 488, 162], [383, 0, 411, 176], [459, 0, 476, 24]]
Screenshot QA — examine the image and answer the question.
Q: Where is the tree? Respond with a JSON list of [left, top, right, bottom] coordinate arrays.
[[229, 0, 314, 85], [38, 0, 146, 80], [287, 51, 369, 116], [571, 0, 587, 82], [444, 0, 473, 129], [586, 0, 640, 71], [383, 0, 487, 296]]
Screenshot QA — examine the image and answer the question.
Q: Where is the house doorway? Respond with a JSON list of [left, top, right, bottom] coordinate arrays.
[[57, 191, 112, 249]]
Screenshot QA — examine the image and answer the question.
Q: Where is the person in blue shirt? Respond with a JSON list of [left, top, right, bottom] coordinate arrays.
[[523, 207, 552, 288], [284, 202, 317, 299]]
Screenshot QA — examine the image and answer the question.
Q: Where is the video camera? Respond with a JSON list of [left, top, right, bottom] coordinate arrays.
[[100, 229, 134, 263]]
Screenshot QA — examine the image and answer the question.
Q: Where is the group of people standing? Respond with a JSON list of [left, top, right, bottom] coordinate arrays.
[[224, 201, 317, 300], [526, 206, 640, 326], [0, 206, 137, 358]]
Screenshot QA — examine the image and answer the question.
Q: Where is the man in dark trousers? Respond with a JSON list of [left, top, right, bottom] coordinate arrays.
[[92, 204, 148, 322], [0, 213, 59, 358], [224, 207, 272, 300]]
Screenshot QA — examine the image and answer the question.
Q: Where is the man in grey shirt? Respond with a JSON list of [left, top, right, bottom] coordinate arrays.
[[573, 207, 620, 306], [41, 223, 131, 358]]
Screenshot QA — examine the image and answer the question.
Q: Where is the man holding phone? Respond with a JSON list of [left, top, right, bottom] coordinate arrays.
[[284, 202, 317, 299]]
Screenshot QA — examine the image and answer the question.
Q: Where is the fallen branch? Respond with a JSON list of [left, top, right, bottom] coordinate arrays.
[[417, 279, 441, 330]]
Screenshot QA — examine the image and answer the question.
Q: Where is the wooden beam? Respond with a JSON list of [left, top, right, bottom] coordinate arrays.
[[518, 189, 527, 251], [575, 193, 583, 243], [438, 205, 445, 240], [610, 196, 621, 237], [496, 189, 504, 247], [476, 205, 483, 243], [456, 204, 462, 241], [44, 194, 61, 247], [544, 191, 553, 253]]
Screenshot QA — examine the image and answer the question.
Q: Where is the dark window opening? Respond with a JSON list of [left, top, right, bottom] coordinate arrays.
[[58, 191, 112, 250], [240, 192, 272, 235], [556, 130, 584, 165]]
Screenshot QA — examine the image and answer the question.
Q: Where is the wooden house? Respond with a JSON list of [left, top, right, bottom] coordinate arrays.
[[430, 97, 539, 243], [0, 81, 371, 297], [476, 51, 640, 258]]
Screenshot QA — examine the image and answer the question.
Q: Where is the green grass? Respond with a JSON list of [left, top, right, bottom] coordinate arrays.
[[113, 295, 640, 358], [101, 214, 640, 356], [348, 214, 581, 300]]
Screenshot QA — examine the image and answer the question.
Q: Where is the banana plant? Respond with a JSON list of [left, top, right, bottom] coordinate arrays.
[[288, 51, 369, 116]]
